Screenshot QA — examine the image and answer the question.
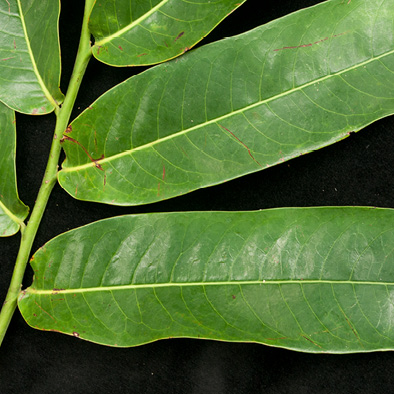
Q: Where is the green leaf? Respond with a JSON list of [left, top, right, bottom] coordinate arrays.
[[58, 0, 394, 206], [0, 102, 28, 236], [18, 207, 394, 353], [0, 0, 64, 114], [89, 0, 246, 66]]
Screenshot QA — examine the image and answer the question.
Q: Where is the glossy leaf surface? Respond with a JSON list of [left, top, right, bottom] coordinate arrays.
[[89, 0, 246, 66], [0, 103, 28, 236], [0, 0, 64, 114], [18, 207, 394, 353], [59, 0, 394, 206]]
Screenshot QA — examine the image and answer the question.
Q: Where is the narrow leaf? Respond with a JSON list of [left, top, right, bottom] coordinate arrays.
[[59, 0, 394, 206], [18, 207, 394, 353], [0, 0, 64, 114], [0, 102, 28, 236], [89, 0, 246, 66]]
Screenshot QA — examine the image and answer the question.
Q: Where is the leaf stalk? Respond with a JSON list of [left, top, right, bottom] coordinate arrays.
[[0, 0, 94, 346]]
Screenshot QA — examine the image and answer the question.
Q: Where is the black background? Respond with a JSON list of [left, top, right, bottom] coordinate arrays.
[[1, 0, 394, 392]]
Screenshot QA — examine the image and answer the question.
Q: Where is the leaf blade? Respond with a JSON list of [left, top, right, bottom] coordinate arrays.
[[18, 207, 394, 352], [89, 0, 246, 66], [0, 102, 28, 236], [59, 0, 394, 205], [0, 0, 64, 114]]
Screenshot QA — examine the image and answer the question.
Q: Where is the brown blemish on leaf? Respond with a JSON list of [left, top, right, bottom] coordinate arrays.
[[302, 335, 322, 348], [94, 130, 98, 153], [34, 301, 57, 322], [219, 124, 262, 167], [341, 309, 363, 347], [118, 45, 123, 51], [274, 31, 350, 52], [1, 57, 15, 61], [179, 146, 188, 157], [65, 125, 72, 134], [61, 135, 105, 170], [73, 331, 80, 338], [137, 53, 148, 57], [162, 165, 166, 180], [174, 31, 184, 42], [18, 290, 26, 302], [5, 0, 10, 13], [48, 329, 63, 333]]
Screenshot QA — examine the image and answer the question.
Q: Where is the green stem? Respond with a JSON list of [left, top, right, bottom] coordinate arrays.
[[0, 0, 94, 346]]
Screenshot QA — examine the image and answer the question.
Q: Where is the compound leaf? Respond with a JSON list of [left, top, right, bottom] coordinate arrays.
[[0, 0, 64, 114], [0, 102, 28, 236], [89, 0, 246, 66], [59, 0, 394, 206], [18, 207, 394, 353]]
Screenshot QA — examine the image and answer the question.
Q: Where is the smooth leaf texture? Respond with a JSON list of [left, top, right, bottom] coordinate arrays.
[[59, 0, 394, 206], [18, 207, 394, 353], [0, 102, 28, 236], [89, 0, 246, 66], [0, 0, 64, 114]]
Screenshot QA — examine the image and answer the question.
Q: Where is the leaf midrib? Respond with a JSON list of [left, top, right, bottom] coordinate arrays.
[[26, 279, 394, 295], [94, 0, 170, 46], [16, 0, 58, 110], [61, 48, 394, 173], [0, 199, 24, 227]]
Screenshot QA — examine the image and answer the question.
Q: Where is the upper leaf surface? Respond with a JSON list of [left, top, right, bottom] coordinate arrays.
[[18, 207, 394, 353], [59, 0, 394, 206], [89, 0, 246, 66], [0, 102, 28, 236], [0, 0, 64, 114]]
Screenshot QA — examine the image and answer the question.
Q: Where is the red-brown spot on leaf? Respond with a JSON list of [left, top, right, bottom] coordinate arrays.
[[34, 301, 57, 322], [174, 31, 184, 42], [219, 124, 262, 167], [61, 135, 105, 171], [274, 31, 350, 52]]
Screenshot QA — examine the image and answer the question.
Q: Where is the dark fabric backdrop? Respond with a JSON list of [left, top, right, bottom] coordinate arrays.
[[1, 0, 394, 392]]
